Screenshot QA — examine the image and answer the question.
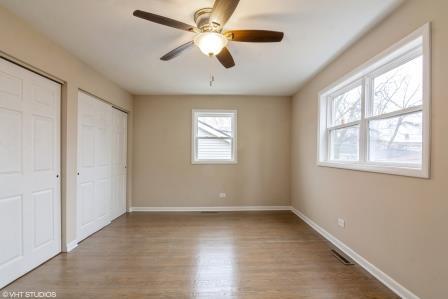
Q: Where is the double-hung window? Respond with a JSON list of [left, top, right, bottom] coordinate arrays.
[[192, 109, 237, 164], [318, 24, 430, 178]]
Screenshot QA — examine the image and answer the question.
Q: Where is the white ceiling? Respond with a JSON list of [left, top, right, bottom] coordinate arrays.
[[0, 0, 401, 96]]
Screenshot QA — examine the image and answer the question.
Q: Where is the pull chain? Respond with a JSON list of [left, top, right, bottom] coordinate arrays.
[[208, 55, 215, 87]]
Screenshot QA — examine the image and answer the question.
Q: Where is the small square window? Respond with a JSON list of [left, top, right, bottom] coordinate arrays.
[[192, 110, 237, 164]]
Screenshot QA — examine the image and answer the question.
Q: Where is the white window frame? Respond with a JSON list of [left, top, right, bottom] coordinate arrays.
[[192, 109, 238, 164], [317, 23, 431, 178]]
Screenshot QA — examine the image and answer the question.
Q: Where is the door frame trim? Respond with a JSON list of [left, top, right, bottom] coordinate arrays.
[[0, 52, 64, 85]]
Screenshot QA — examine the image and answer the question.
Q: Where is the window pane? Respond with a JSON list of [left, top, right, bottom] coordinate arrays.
[[372, 55, 422, 116], [197, 138, 232, 160], [369, 112, 422, 164], [194, 111, 236, 163], [198, 116, 232, 137], [330, 126, 359, 161], [331, 85, 362, 126]]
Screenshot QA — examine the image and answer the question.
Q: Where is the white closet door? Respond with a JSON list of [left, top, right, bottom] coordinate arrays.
[[77, 91, 112, 241], [111, 108, 127, 220], [0, 58, 61, 288]]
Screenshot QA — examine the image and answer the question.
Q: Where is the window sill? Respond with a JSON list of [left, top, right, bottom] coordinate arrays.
[[192, 160, 238, 165], [317, 161, 429, 178]]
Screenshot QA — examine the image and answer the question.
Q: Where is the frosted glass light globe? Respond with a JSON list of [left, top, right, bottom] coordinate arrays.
[[194, 32, 228, 56]]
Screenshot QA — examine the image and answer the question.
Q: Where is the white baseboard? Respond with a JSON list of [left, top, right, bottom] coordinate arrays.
[[62, 240, 78, 253], [290, 207, 419, 299], [129, 205, 292, 212]]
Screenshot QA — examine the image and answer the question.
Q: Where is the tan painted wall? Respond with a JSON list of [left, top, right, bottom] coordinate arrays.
[[0, 6, 133, 247], [133, 95, 290, 208], [291, 1, 447, 298]]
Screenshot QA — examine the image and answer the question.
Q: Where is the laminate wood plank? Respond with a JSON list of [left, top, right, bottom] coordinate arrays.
[[2, 212, 398, 298]]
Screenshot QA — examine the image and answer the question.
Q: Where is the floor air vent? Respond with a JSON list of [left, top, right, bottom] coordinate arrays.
[[331, 248, 355, 265]]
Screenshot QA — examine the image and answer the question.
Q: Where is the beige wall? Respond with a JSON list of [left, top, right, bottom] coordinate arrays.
[[0, 6, 133, 247], [3, 1, 446, 297], [133, 95, 290, 208], [291, 1, 447, 298]]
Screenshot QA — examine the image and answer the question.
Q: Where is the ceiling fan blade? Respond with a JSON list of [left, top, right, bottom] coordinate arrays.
[[226, 30, 284, 42], [133, 10, 197, 32], [160, 41, 194, 61], [216, 47, 235, 69], [209, 0, 240, 27]]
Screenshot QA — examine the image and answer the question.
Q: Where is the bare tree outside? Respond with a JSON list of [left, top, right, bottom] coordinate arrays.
[[330, 86, 361, 160], [369, 55, 422, 163], [330, 55, 423, 163]]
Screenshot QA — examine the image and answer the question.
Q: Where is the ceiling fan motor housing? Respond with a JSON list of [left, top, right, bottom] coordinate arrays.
[[194, 8, 217, 31]]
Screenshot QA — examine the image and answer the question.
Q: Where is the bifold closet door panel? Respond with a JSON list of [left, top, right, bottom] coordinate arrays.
[[0, 58, 61, 288], [77, 91, 112, 241], [111, 108, 127, 220]]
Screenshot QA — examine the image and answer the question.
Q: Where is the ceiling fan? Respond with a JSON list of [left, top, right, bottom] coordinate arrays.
[[133, 0, 284, 69]]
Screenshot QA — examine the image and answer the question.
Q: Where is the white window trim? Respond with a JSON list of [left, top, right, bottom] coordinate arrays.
[[317, 23, 431, 178], [192, 109, 238, 164]]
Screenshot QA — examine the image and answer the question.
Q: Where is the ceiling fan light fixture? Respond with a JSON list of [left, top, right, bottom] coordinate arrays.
[[134, 1, 284, 68], [194, 32, 228, 56]]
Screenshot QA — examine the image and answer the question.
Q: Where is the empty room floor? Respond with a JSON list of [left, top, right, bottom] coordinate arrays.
[[3, 212, 397, 298]]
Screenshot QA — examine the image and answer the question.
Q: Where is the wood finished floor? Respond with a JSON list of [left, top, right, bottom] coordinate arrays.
[[2, 212, 398, 298]]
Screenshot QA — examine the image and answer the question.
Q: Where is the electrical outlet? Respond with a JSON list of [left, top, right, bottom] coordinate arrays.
[[338, 218, 346, 228], [219, 193, 226, 199]]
